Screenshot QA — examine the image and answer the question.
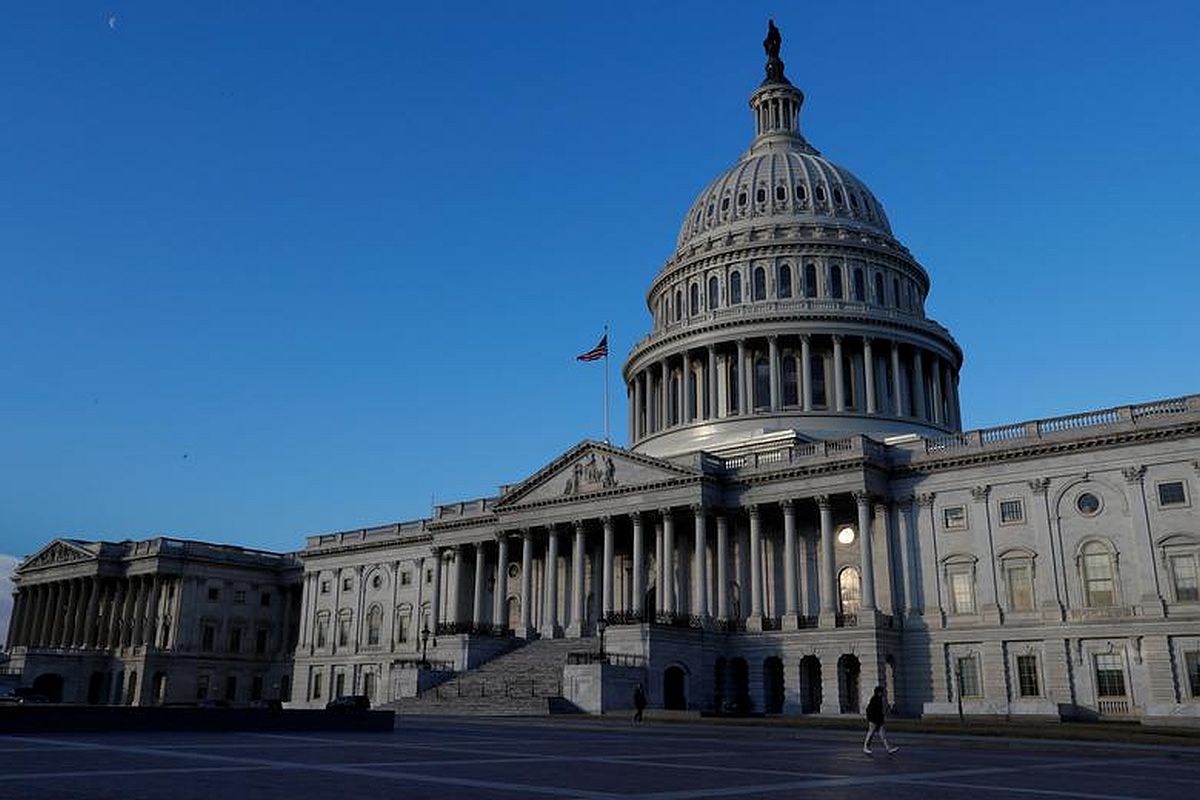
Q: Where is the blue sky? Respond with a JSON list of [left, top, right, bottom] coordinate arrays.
[[3, 2, 1199, 558]]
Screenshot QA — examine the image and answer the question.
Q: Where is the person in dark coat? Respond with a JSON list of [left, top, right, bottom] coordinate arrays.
[[863, 685, 898, 754], [632, 684, 647, 724]]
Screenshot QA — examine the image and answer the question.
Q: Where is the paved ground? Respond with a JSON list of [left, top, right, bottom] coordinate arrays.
[[1, 717, 1197, 799]]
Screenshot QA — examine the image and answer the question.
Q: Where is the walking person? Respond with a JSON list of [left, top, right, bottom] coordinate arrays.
[[863, 685, 898, 755], [632, 684, 647, 724]]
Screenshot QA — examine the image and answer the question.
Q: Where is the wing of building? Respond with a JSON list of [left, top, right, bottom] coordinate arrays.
[[5, 23, 1200, 724]]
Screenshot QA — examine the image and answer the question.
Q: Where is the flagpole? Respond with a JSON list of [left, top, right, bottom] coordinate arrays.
[[603, 323, 610, 444]]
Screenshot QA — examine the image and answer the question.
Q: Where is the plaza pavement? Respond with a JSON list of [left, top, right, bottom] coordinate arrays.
[[0, 716, 1196, 799]]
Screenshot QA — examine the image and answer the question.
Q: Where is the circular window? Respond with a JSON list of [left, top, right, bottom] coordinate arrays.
[[507, 563, 520, 578], [837, 526, 856, 545], [371, 575, 382, 589], [1076, 492, 1101, 516]]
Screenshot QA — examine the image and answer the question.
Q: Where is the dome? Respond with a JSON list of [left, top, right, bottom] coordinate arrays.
[[675, 148, 894, 254]]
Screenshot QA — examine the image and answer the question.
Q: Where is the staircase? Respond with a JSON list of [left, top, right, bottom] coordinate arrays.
[[385, 637, 585, 716]]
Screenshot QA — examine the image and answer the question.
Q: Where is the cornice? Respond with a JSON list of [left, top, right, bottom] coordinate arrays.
[[302, 532, 433, 560]]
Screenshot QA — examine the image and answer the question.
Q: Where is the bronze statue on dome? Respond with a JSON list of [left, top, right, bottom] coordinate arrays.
[[763, 19, 788, 84]]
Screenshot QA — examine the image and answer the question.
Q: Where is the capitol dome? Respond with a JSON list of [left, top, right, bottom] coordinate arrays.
[[623, 22, 964, 458]]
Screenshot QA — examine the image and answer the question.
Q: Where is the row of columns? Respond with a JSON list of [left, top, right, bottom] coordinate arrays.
[[7, 575, 173, 652], [422, 493, 880, 638], [628, 335, 961, 441]]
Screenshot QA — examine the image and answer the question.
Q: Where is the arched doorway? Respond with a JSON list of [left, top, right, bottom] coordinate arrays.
[[838, 654, 861, 714], [87, 671, 105, 705], [763, 657, 784, 714], [729, 657, 750, 713], [32, 673, 64, 704], [799, 656, 822, 714], [713, 658, 726, 713], [506, 596, 521, 630], [663, 666, 687, 710]]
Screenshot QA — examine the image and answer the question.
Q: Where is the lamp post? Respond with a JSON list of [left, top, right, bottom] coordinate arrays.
[[420, 623, 431, 669], [597, 618, 607, 663]]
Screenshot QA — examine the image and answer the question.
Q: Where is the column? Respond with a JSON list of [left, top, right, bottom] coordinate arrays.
[[856, 492, 877, 614], [676, 358, 686, 424], [80, 578, 99, 648], [693, 505, 708, 619], [601, 516, 615, 618], [542, 525, 560, 637], [748, 505, 763, 626], [643, 370, 654, 434], [428, 548, 443, 633], [634, 373, 645, 439], [716, 514, 729, 619], [736, 340, 747, 414], [768, 336, 781, 411], [472, 543, 487, 626], [6, 591, 24, 649], [930, 356, 944, 425], [800, 334, 813, 412], [37, 583, 53, 647], [782, 499, 799, 624], [891, 341, 904, 416], [631, 512, 645, 617], [45, 582, 65, 647], [493, 533, 510, 630], [707, 346, 718, 419], [448, 545, 463, 626], [568, 521, 586, 636], [832, 335, 846, 412], [298, 574, 313, 650], [661, 508, 675, 614], [874, 500, 895, 617], [864, 337, 877, 414], [654, 518, 664, 617], [132, 577, 149, 646], [59, 580, 79, 648], [659, 359, 668, 428], [518, 530, 533, 637], [818, 496, 837, 624], [912, 349, 927, 420]]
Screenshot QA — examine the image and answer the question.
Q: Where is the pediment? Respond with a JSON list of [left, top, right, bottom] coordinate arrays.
[[20, 539, 96, 572], [495, 441, 700, 509]]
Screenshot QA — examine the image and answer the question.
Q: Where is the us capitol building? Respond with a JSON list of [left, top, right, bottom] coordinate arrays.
[[6, 24, 1200, 725]]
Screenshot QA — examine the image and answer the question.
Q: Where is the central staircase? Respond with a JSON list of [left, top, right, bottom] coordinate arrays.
[[384, 637, 584, 716]]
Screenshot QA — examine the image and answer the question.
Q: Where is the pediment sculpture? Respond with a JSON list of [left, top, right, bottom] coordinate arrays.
[[563, 453, 617, 496]]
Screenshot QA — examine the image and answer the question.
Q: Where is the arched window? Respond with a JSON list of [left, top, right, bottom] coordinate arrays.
[[833, 187, 844, 206], [752, 267, 767, 301], [804, 263, 817, 298], [893, 277, 902, 309], [838, 567, 861, 614], [778, 264, 792, 298], [366, 605, 382, 646], [853, 267, 866, 302], [873, 272, 885, 305], [730, 272, 742, 304], [753, 356, 770, 409], [810, 355, 827, 408], [830, 265, 844, 299], [795, 183, 807, 202], [1081, 542, 1116, 607], [674, 289, 683, 321], [689, 283, 699, 316], [755, 187, 766, 203], [775, 185, 786, 201], [708, 276, 719, 309], [782, 356, 798, 406], [815, 185, 827, 203]]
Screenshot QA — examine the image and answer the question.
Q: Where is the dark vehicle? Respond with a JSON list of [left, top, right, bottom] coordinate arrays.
[[326, 695, 370, 711]]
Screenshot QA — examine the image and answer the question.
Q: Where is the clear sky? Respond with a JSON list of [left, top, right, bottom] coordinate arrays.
[[3, 1, 1199, 559]]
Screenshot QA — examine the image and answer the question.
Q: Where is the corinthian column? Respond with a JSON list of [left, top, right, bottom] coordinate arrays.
[[748, 505, 763, 629], [800, 335, 813, 412], [601, 516, 615, 618], [818, 496, 837, 626], [855, 492, 877, 614], [568, 521, 585, 636], [716, 514, 729, 619], [832, 335, 846, 412], [863, 337, 877, 414], [518, 530, 533, 637], [692, 505, 708, 619], [661, 508, 675, 614], [493, 534, 509, 630], [782, 499, 799, 626], [768, 336, 781, 411], [473, 543, 487, 626], [631, 512, 645, 616], [542, 525, 560, 638]]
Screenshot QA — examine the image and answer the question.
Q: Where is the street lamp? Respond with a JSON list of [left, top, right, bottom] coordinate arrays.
[[420, 623, 431, 669], [597, 618, 607, 662]]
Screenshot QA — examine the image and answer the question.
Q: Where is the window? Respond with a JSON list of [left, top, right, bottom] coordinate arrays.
[[829, 265, 843, 299], [207, 586, 220, 602], [873, 272, 884, 304], [342, 576, 352, 592], [367, 606, 383, 646], [1076, 492, 1101, 516], [255, 628, 269, 655], [1186, 651, 1200, 697], [850, 192, 860, 209], [1158, 481, 1187, 507], [737, 191, 746, 206], [815, 185, 826, 203], [201, 624, 215, 652], [720, 196, 729, 211], [804, 263, 817, 298], [893, 277, 902, 309], [795, 183, 806, 201], [782, 356, 798, 406], [999, 499, 1025, 525], [852, 267, 865, 301], [809, 355, 826, 407], [228, 626, 242, 653], [753, 357, 770, 409], [315, 617, 329, 648], [838, 568, 861, 614], [689, 283, 699, 316], [338, 616, 351, 647], [775, 185, 786, 201], [1094, 653, 1126, 697], [752, 267, 766, 301], [234, 590, 246, 605], [942, 506, 967, 530], [363, 672, 376, 702], [949, 570, 976, 614], [1016, 655, 1040, 697], [225, 675, 237, 703], [708, 276, 719, 309], [334, 673, 346, 698], [260, 592, 271, 607], [397, 613, 411, 644], [320, 580, 330, 594], [1169, 554, 1199, 602], [372, 574, 383, 590], [778, 265, 792, 298], [400, 571, 412, 586], [833, 187, 844, 205], [196, 674, 210, 701], [956, 656, 981, 697], [425, 569, 433, 585], [312, 672, 323, 700], [730, 272, 742, 304], [1005, 562, 1035, 611], [674, 289, 682, 321], [1082, 543, 1116, 607], [755, 187, 765, 203]]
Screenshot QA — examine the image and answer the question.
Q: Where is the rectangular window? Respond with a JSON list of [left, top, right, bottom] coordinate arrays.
[[398, 615, 411, 643], [338, 618, 351, 647], [1084, 551, 1116, 607], [207, 586, 220, 602], [255, 628, 269, 655], [949, 571, 976, 614], [1016, 654, 1040, 697], [1094, 653, 1126, 697], [228, 627, 242, 653], [956, 656, 981, 698], [999, 499, 1025, 525], [201, 624, 215, 652], [312, 672, 323, 700], [316, 620, 328, 648], [1186, 651, 1200, 698], [1005, 563, 1035, 611], [234, 590, 246, 605], [942, 506, 967, 530], [809, 355, 827, 408], [425, 569, 433, 585], [1170, 555, 1199, 602], [400, 571, 412, 586], [196, 675, 210, 701], [320, 580, 330, 595], [334, 672, 346, 698], [342, 577, 352, 591], [1158, 481, 1187, 507]]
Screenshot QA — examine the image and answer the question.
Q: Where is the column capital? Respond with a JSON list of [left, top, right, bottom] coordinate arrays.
[[872, 499, 890, 515], [543, 522, 558, 535], [690, 503, 705, 516], [815, 494, 832, 510], [1028, 477, 1051, 495], [428, 546, 443, 559], [970, 484, 991, 503], [800, 333, 812, 343], [832, 334, 844, 344], [747, 503, 760, 518], [1121, 465, 1146, 484], [915, 492, 936, 508], [519, 527, 532, 539], [658, 506, 673, 519], [629, 510, 644, 525], [852, 490, 872, 507], [780, 498, 794, 511], [601, 515, 614, 529], [492, 530, 508, 544], [572, 519, 586, 533], [768, 334, 778, 344]]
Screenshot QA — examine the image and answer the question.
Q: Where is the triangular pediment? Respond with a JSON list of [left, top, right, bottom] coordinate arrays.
[[19, 539, 96, 572], [495, 441, 700, 509]]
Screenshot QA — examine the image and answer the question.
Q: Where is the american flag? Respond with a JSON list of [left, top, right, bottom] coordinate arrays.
[[576, 334, 608, 362]]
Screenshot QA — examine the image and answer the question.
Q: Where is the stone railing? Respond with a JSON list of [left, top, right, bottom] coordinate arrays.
[[653, 612, 705, 629], [435, 621, 513, 637], [918, 395, 1197, 457], [712, 435, 883, 474], [567, 651, 646, 667]]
